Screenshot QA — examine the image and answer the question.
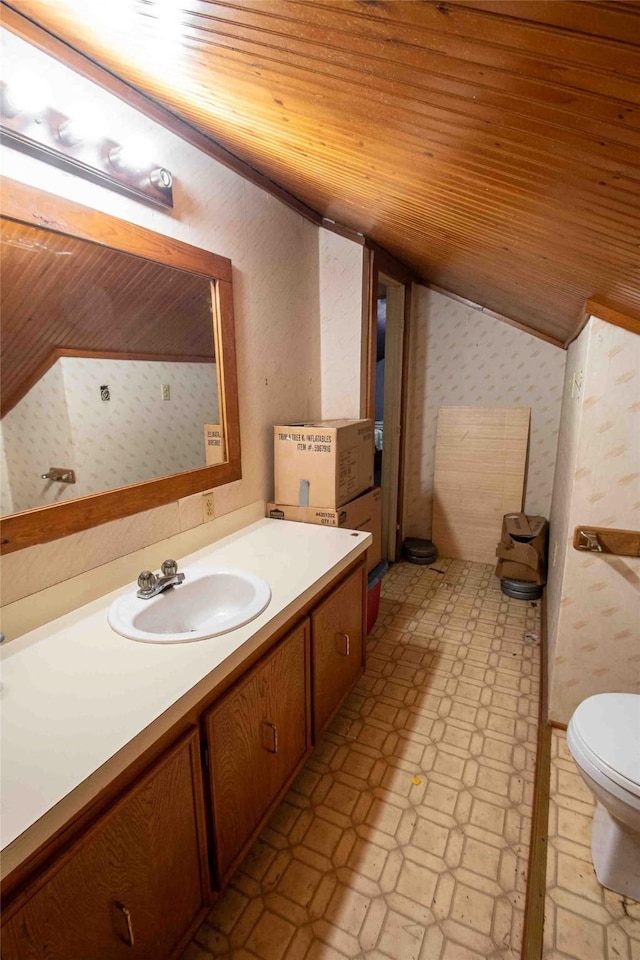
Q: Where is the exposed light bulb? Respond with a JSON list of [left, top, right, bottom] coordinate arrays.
[[57, 102, 102, 146], [109, 135, 153, 172], [2, 71, 49, 117]]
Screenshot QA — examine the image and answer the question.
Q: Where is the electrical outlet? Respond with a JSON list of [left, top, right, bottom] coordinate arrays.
[[202, 491, 215, 522], [161, 384, 170, 401]]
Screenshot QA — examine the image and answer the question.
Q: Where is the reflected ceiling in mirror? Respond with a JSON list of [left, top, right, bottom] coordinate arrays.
[[0, 178, 240, 553], [1, 219, 220, 515]]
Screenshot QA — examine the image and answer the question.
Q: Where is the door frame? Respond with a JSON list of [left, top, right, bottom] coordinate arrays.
[[364, 245, 415, 562]]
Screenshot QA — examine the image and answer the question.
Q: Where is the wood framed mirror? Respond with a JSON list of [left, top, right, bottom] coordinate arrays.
[[0, 178, 241, 554]]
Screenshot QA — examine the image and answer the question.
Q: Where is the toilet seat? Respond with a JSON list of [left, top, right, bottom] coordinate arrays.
[[568, 693, 640, 796]]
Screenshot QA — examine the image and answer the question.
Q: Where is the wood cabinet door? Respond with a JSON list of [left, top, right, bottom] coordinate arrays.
[[311, 565, 365, 740], [205, 621, 309, 884], [2, 731, 207, 960]]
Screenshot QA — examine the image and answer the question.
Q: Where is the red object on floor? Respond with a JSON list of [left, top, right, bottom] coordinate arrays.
[[366, 560, 389, 634], [367, 580, 381, 635]]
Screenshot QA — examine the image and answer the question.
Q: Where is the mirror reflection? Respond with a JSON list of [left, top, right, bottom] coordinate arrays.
[[0, 218, 223, 516]]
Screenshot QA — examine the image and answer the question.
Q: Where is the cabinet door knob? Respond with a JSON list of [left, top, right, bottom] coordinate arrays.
[[261, 721, 278, 754], [335, 633, 350, 656], [115, 901, 135, 947]]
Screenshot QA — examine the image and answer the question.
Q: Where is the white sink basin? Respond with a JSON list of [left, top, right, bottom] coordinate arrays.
[[108, 568, 272, 644]]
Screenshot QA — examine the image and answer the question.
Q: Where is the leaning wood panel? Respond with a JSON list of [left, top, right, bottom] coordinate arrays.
[[432, 407, 530, 564]]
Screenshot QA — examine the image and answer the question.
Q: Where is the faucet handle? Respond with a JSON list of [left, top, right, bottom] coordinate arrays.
[[161, 559, 178, 577], [137, 570, 157, 595]]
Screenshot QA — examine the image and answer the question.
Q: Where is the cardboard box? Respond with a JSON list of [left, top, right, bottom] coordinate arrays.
[[204, 424, 225, 465], [274, 419, 374, 509], [495, 513, 548, 584], [267, 487, 382, 572]]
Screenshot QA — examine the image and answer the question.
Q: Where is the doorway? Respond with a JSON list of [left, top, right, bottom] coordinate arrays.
[[366, 257, 410, 564]]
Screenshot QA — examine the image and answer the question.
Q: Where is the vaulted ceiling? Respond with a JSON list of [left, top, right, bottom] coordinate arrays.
[[4, 1, 640, 345]]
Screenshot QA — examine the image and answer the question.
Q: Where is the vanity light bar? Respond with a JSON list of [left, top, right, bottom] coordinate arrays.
[[0, 83, 173, 209]]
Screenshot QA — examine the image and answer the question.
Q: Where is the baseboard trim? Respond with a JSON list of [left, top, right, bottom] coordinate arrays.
[[521, 593, 551, 960], [549, 719, 568, 731]]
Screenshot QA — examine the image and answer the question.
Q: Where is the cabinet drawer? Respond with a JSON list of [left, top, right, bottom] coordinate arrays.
[[2, 731, 207, 960], [205, 620, 309, 885], [311, 564, 365, 740]]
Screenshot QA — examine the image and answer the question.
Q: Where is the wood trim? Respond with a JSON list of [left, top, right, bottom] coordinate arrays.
[[425, 283, 566, 350], [564, 306, 591, 348], [584, 300, 640, 338], [2, 347, 214, 419], [0, 4, 323, 227], [550, 719, 568, 732], [365, 249, 415, 559], [573, 525, 640, 558], [566, 300, 640, 348], [322, 218, 366, 246], [395, 281, 413, 556], [521, 593, 551, 960], [365, 239, 417, 288], [0, 179, 242, 554], [1, 177, 232, 281], [215, 279, 242, 471], [359, 246, 372, 418], [365, 250, 378, 423]]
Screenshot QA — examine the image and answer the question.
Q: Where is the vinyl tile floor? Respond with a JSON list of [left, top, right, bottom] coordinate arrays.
[[543, 728, 640, 960], [182, 558, 541, 960]]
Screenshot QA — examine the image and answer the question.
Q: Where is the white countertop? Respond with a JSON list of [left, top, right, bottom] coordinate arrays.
[[0, 518, 370, 877]]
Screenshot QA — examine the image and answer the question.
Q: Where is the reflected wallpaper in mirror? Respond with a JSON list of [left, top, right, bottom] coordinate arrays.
[[0, 218, 222, 516]]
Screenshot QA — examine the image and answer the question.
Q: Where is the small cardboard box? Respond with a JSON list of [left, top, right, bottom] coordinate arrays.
[[204, 424, 225, 465], [274, 419, 374, 509], [267, 487, 382, 573], [495, 513, 548, 584]]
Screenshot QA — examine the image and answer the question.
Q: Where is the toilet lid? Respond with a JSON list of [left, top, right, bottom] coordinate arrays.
[[571, 694, 640, 792]]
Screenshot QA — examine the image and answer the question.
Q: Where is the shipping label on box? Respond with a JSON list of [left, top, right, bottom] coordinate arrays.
[[267, 487, 381, 572], [204, 424, 226, 465], [274, 419, 373, 508]]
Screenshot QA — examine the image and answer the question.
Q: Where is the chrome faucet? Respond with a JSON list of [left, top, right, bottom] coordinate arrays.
[[137, 559, 185, 599]]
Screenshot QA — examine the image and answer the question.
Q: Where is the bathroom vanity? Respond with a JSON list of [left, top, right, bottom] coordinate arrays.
[[0, 519, 369, 959]]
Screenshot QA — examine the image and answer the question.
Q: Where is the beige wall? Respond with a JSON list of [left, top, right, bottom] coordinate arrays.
[[0, 29, 321, 610], [1, 359, 218, 511], [547, 317, 640, 725], [319, 229, 365, 419], [403, 287, 567, 539]]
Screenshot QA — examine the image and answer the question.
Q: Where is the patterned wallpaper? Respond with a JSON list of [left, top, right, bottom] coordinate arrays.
[[319, 229, 365, 419], [544, 323, 591, 676], [547, 317, 640, 725], [0, 27, 321, 602], [403, 287, 567, 539], [1, 359, 218, 514]]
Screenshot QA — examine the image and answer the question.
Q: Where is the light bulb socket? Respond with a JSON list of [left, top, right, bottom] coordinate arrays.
[[57, 118, 82, 147], [150, 167, 172, 190], [107, 144, 127, 170]]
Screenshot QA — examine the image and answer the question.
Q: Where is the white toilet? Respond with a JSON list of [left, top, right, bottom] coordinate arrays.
[[567, 692, 640, 900]]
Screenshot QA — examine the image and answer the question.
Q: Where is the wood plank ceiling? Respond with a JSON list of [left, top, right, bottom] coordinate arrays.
[[5, 1, 640, 344], [1, 220, 215, 416]]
